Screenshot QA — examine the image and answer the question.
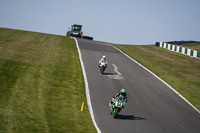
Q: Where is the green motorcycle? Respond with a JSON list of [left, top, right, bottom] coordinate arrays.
[[110, 96, 125, 118]]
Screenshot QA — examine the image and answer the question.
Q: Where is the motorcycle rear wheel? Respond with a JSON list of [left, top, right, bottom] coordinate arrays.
[[100, 67, 104, 74]]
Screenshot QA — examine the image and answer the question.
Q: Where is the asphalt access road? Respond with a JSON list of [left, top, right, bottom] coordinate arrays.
[[76, 38, 200, 133]]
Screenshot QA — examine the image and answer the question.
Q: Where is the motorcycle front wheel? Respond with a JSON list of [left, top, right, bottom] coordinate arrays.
[[113, 108, 118, 118]]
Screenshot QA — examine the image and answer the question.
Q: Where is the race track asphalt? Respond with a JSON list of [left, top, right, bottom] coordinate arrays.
[[76, 38, 200, 133]]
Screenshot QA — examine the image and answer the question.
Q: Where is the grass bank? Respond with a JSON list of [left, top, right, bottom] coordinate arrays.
[[112, 44, 200, 110], [0, 28, 96, 132], [180, 43, 200, 51]]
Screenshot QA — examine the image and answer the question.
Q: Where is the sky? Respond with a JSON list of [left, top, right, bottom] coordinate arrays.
[[0, 0, 200, 45]]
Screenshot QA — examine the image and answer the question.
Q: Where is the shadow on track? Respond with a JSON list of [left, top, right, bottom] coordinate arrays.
[[103, 72, 116, 75], [117, 114, 147, 120]]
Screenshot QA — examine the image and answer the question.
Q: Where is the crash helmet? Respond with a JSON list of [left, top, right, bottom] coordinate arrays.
[[120, 88, 125, 93], [102, 55, 106, 59]]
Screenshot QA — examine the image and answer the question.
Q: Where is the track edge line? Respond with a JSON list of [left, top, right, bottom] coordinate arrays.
[[73, 37, 101, 133]]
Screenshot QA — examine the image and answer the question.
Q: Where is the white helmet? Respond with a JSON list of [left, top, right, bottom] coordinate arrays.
[[103, 55, 106, 59]]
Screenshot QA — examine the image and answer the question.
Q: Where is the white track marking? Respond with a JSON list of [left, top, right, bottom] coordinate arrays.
[[73, 37, 101, 133], [110, 44, 200, 114], [107, 64, 124, 80], [112, 64, 121, 75]]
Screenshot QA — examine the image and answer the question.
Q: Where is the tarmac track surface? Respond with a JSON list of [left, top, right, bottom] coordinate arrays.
[[76, 38, 200, 133]]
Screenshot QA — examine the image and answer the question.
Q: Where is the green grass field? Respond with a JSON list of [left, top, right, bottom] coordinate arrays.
[[112, 44, 200, 111], [0, 28, 96, 133]]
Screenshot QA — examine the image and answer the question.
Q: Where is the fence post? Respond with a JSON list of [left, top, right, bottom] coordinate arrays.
[[170, 44, 173, 50], [179, 47, 182, 53], [197, 51, 200, 58], [190, 49, 193, 56], [185, 48, 188, 54]]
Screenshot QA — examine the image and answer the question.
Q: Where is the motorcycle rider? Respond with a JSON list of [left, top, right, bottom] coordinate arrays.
[[109, 88, 127, 107], [98, 55, 107, 68]]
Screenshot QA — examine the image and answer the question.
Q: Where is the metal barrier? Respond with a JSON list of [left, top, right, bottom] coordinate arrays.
[[155, 42, 200, 58]]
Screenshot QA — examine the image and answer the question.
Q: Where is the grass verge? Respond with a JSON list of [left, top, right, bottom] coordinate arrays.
[[180, 43, 200, 51], [112, 44, 200, 110], [0, 28, 96, 133]]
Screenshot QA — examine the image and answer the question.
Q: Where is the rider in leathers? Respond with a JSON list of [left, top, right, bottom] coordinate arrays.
[[109, 89, 127, 107], [98, 55, 107, 68]]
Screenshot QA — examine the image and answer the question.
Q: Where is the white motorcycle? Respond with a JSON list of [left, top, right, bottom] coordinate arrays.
[[99, 62, 107, 74]]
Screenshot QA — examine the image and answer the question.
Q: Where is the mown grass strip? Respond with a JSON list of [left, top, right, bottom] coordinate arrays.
[[112, 44, 200, 110], [0, 28, 96, 133]]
